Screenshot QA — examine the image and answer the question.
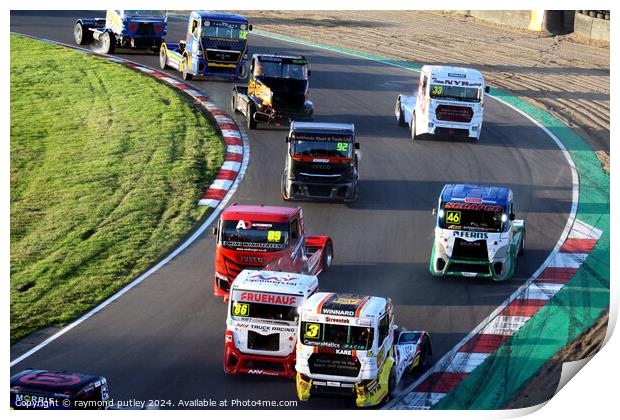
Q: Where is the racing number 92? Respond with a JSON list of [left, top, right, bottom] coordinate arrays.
[[336, 142, 349, 152], [233, 302, 250, 317], [304, 323, 320, 339], [445, 210, 461, 224]]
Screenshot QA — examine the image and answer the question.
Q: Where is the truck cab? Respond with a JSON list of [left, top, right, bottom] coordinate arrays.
[[395, 65, 490, 141], [231, 54, 314, 129], [430, 184, 526, 280], [212, 204, 333, 299], [225, 269, 319, 377], [282, 122, 360, 202], [295, 293, 432, 407], [74, 10, 167, 54], [10, 369, 110, 409], [159, 11, 250, 80]]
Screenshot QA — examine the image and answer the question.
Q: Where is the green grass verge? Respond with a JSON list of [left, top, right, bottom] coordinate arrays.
[[10, 34, 224, 343]]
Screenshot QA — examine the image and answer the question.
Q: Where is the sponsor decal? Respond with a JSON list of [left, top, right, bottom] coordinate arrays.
[[431, 77, 482, 87], [239, 292, 298, 306], [325, 316, 350, 324], [247, 369, 280, 376], [454, 231, 489, 239], [293, 134, 352, 142], [448, 73, 466, 78], [444, 202, 504, 212], [312, 158, 330, 163], [239, 256, 264, 263], [321, 308, 355, 317]]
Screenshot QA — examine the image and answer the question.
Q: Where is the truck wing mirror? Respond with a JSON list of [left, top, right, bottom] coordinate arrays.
[[509, 213, 515, 221], [248, 24, 253, 31], [210, 227, 218, 236], [432, 208, 437, 216], [354, 142, 360, 149], [484, 86, 491, 93]]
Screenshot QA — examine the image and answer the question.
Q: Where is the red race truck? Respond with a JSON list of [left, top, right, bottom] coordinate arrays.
[[211, 204, 333, 299]]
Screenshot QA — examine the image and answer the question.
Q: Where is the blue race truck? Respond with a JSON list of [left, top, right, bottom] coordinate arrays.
[[73, 10, 167, 54], [159, 11, 251, 80]]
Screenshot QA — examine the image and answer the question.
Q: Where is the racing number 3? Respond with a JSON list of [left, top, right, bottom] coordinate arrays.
[[446, 210, 461, 224], [305, 323, 320, 339]]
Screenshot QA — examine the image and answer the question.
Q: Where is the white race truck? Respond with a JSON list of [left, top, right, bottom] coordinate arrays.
[[224, 270, 318, 378], [295, 293, 432, 407], [395, 65, 490, 141]]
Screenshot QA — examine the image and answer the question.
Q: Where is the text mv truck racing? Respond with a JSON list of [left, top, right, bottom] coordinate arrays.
[[159, 11, 250, 80], [224, 270, 318, 377], [395, 65, 490, 141], [232, 54, 314, 129], [211, 204, 333, 299], [296, 293, 432, 407], [430, 184, 525, 280], [282, 122, 360, 202]]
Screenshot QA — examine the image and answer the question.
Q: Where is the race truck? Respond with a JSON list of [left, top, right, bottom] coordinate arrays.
[[11, 369, 109, 409], [395, 65, 490, 141], [211, 204, 333, 299], [159, 11, 251, 80], [296, 293, 432, 407], [430, 184, 525, 280], [282, 122, 360, 202], [225, 269, 319, 377], [73, 10, 167, 54], [231, 54, 314, 129]]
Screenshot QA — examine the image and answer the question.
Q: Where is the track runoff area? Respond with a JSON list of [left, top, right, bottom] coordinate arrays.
[[9, 10, 608, 411]]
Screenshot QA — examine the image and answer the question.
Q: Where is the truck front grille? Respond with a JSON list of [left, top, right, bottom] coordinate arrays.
[[247, 331, 279, 351], [452, 238, 489, 260], [436, 105, 473, 123], [308, 353, 360, 377]]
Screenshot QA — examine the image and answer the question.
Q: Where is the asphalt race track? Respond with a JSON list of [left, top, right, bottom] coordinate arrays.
[[10, 11, 574, 409]]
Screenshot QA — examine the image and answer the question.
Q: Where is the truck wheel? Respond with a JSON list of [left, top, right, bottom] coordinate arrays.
[[182, 57, 193, 81], [281, 173, 290, 201], [385, 367, 397, 403], [519, 232, 526, 255], [322, 240, 333, 270], [159, 47, 169, 70], [74, 22, 90, 45], [100, 31, 115, 54], [230, 94, 238, 114], [410, 113, 418, 140], [396, 100, 406, 127], [246, 103, 257, 130]]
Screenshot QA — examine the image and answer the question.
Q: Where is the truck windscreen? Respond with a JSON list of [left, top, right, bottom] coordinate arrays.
[[439, 202, 505, 232], [124, 10, 166, 18], [257, 61, 308, 80], [430, 84, 481, 102], [292, 134, 353, 158], [301, 321, 374, 350], [202, 22, 247, 40], [231, 300, 299, 323], [220, 220, 289, 249]]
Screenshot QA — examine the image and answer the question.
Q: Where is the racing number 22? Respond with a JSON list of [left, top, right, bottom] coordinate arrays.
[[305, 323, 320, 339]]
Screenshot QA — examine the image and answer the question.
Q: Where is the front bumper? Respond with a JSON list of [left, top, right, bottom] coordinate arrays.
[[224, 341, 296, 378], [254, 105, 314, 125], [295, 374, 386, 407], [195, 59, 247, 79], [429, 248, 511, 281], [284, 178, 358, 202]]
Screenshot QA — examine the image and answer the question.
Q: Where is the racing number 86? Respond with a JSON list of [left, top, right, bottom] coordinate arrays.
[[233, 302, 250, 316], [305, 323, 320, 339]]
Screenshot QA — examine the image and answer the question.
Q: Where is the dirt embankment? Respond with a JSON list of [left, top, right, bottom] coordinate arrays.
[[241, 10, 610, 173]]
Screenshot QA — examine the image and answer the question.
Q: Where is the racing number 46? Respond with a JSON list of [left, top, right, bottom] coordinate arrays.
[[446, 210, 461, 224]]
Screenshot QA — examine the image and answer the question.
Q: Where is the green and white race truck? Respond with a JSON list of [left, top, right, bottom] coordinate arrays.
[[430, 184, 525, 281]]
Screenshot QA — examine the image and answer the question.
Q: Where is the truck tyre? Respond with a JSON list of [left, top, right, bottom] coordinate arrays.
[[246, 103, 257, 130], [182, 56, 193, 81], [74, 22, 90, 45], [281, 173, 290, 201], [395, 99, 406, 127], [385, 366, 397, 403], [230, 93, 238, 114], [519, 231, 526, 255], [159, 47, 169, 70], [100, 31, 115, 54], [410, 113, 418, 140], [322, 240, 333, 271]]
